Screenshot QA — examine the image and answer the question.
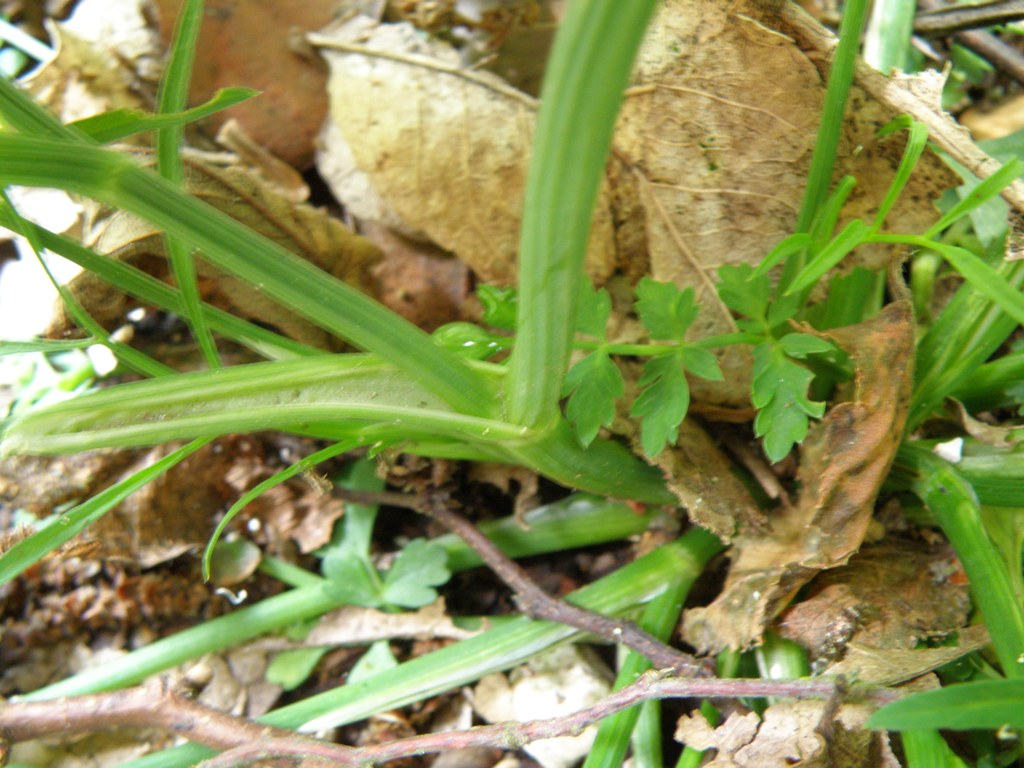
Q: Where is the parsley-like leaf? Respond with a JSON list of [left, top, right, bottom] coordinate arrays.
[[635, 277, 699, 341], [381, 539, 451, 608], [681, 346, 724, 381], [562, 351, 625, 447], [717, 264, 769, 320], [631, 353, 690, 457], [751, 343, 826, 462], [779, 332, 836, 357], [321, 550, 383, 607], [575, 281, 612, 339]]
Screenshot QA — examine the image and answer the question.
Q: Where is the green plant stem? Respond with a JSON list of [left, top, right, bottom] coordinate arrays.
[[899, 444, 1024, 678], [508, 0, 661, 429]]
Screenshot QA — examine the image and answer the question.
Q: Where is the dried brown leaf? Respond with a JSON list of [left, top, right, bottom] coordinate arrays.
[[651, 420, 764, 542], [307, 599, 477, 646], [314, 15, 617, 285], [153, 0, 348, 168], [675, 700, 898, 768], [683, 302, 915, 652], [51, 150, 380, 348], [824, 625, 990, 686], [947, 400, 1024, 448], [778, 540, 972, 667]]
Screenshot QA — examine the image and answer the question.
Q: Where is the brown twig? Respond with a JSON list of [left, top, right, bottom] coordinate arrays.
[[333, 486, 709, 676], [0, 679, 318, 753], [420, 493, 709, 676], [0, 669, 901, 767], [207, 672, 899, 767], [915, 0, 1024, 36]]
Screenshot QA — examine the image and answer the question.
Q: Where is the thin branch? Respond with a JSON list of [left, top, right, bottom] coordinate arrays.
[[0, 673, 901, 768], [0, 679, 315, 752], [420, 493, 709, 676], [332, 486, 709, 676], [201, 672, 899, 767]]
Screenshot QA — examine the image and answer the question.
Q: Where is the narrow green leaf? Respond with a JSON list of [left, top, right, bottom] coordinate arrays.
[[871, 118, 927, 231], [901, 444, 1024, 678], [786, 219, 872, 296], [809, 175, 857, 244], [157, 0, 219, 370], [864, 0, 915, 73], [749, 233, 815, 280], [202, 440, 359, 580], [630, 353, 690, 457], [70, 88, 258, 144], [0, 338, 97, 355], [867, 679, 1024, 731], [925, 158, 1024, 239], [0, 134, 494, 417]]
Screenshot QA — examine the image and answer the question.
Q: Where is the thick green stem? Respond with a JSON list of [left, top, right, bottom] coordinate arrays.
[[508, 0, 661, 429]]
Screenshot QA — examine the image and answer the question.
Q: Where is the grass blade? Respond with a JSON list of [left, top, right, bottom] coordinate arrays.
[[900, 443, 1024, 678], [71, 88, 257, 144], [868, 679, 1024, 730], [0, 133, 494, 415]]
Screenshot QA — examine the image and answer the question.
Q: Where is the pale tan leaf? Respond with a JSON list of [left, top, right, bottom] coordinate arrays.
[[314, 15, 616, 285], [307, 599, 478, 645]]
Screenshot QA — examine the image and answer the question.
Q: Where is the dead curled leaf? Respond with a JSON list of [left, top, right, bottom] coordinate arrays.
[[777, 539, 972, 669], [675, 699, 899, 768], [49, 149, 380, 349], [822, 624, 990, 687], [683, 302, 915, 653]]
